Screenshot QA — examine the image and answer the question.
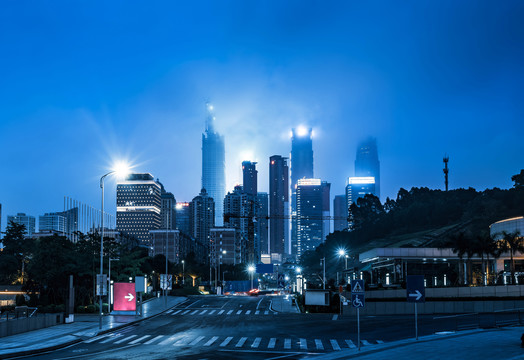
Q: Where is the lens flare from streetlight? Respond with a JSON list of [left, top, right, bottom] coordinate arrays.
[[247, 265, 255, 273], [113, 161, 131, 179], [337, 248, 347, 257]]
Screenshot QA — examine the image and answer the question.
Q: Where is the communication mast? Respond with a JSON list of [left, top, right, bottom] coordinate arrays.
[[443, 155, 449, 191]]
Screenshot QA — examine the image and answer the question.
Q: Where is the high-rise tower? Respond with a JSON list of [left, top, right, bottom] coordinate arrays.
[[355, 137, 380, 199], [290, 127, 314, 257], [269, 155, 289, 256], [202, 103, 226, 226]]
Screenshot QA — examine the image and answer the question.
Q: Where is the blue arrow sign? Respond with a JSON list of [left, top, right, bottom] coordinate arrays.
[[406, 275, 425, 303]]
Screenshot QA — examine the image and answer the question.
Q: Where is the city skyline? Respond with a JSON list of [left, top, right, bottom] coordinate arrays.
[[1, 2, 523, 233]]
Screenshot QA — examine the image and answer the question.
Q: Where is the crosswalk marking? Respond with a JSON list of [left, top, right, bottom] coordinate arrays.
[[330, 339, 341, 351], [268, 338, 276, 349], [84, 334, 109, 343], [190, 310, 199, 315], [220, 336, 234, 347], [204, 336, 219, 346], [251, 337, 261, 348], [264, 310, 269, 315], [172, 310, 181, 315], [218, 310, 225, 315], [199, 310, 208, 315], [376, 340, 384, 344], [115, 335, 137, 344], [361, 340, 371, 346], [100, 334, 122, 344], [227, 310, 233, 315], [300, 338, 307, 350], [315, 339, 324, 350], [332, 314, 338, 321], [173, 337, 188, 346], [189, 336, 205, 346], [144, 335, 164, 345], [130, 335, 151, 344], [159, 336, 178, 345], [345, 339, 356, 349], [255, 310, 260, 315], [208, 310, 216, 315], [182, 310, 191, 315], [246, 310, 251, 315], [236, 310, 242, 315], [236, 337, 248, 347], [284, 338, 291, 349], [166, 309, 174, 314]]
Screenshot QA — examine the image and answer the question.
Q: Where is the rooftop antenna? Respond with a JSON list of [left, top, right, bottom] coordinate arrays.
[[443, 155, 449, 191]]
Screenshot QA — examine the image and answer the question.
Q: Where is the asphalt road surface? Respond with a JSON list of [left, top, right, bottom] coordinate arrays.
[[20, 295, 505, 360]]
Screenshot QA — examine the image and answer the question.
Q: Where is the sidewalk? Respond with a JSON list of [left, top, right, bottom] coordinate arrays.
[[270, 294, 300, 313], [313, 326, 524, 360], [0, 296, 186, 359]]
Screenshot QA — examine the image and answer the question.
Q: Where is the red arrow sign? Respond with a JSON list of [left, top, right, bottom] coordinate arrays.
[[114, 283, 136, 311]]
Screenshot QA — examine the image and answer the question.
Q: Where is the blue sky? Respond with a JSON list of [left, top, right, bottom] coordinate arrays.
[[1, 1, 523, 231]]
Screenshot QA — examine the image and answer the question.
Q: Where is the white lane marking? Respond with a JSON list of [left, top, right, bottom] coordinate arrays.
[[100, 334, 122, 344], [166, 309, 174, 314], [264, 310, 269, 315], [190, 310, 199, 315], [345, 339, 356, 349], [218, 310, 225, 315], [189, 336, 205, 346], [236, 337, 248, 347], [268, 338, 276, 349], [256, 298, 264, 309], [284, 338, 291, 349], [361, 340, 371, 346], [182, 310, 191, 315], [185, 299, 201, 308], [199, 310, 208, 315], [208, 310, 216, 315], [159, 336, 178, 345], [315, 339, 324, 350], [330, 339, 341, 351], [220, 336, 234, 347], [376, 340, 384, 344], [255, 310, 260, 315], [173, 337, 188, 346], [332, 314, 338, 321], [251, 337, 261, 348], [227, 310, 233, 315], [114, 335, 137, 344], [172, 310, 182, 315], [246, 310, 251, 315], [236, 310, 242, 315], [130, 335, 151, 344], [144, 335, 164, 345], [84, 334, 109, 343], [204, 336, 219, 346], [300, 338, 307, 350]]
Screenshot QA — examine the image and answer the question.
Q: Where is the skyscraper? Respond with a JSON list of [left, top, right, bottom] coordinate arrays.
[[7, 213, 36, 237], [116, 173, 162, 245], [355, 137, 380, 199], [202, 103, 226, 226], [290, 127, 314, 257], [346, 176, 376, 228], [175, 202, 190, 236], [256, 192, 269, 256], [159, 181, 176, 230], [333, 195, 348, 232], [189, 188, 215, 249], [242, 161, 258, 196], [269, 155, 289, 256], [296, 179, 330, 258]]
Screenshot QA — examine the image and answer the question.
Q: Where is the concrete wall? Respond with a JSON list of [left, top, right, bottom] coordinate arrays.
[[0, 313, 63, 337]]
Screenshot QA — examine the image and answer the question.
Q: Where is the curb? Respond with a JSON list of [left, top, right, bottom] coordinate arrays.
[[0, 297, 187, 360]]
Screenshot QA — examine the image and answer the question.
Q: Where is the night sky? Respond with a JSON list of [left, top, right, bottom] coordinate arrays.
[[1, 1, 523, 232]]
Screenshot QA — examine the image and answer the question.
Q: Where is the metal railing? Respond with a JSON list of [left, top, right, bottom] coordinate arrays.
[[494, 308, 524, 327]]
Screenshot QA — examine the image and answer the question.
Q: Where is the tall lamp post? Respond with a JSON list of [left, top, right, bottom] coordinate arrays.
[[181, 260, 185, 285], [98, 163, 129, 330], [337, 248, 348, 285], [216, 250, 226, 292], [248, 265, 256, 290]]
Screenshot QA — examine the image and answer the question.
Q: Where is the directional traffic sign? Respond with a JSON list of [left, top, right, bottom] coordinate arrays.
[[113, 283, 137, 311], [351, 279, 364, 294], [406, 275, 425, 303], [351, 293, 365, 308]]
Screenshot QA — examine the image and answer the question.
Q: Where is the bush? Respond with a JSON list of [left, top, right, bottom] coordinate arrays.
[[86, 305, 96, 313], [76, 305, 85, 313], [15, 294, 26, 306]]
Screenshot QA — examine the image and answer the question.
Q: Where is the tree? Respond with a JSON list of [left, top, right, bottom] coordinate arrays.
[[511, 170, 524, 188], [1, 220, 34, 284], [450, 232, 476, 285], [498, 231, 524, 284], [474, 232, 498, 285]]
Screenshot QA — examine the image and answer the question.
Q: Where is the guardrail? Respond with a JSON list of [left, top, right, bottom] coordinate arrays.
[[494, 308, 524, 327]]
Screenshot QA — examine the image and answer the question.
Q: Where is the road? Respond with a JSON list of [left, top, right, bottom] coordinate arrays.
[[21, 295, 504, 360]]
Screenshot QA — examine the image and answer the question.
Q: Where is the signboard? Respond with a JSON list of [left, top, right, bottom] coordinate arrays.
[[277, 273, 285, 288], [113, 283, 136, 311], [305, 290, 330, 306], [406, 275, 425, 303], [351, 279, 364, 294], [96, 274, 107, 296], [135, 276, 146, 293], [256, 263, 274, 274], [351, 293, 365, 308], [160, 274, 173, 290]]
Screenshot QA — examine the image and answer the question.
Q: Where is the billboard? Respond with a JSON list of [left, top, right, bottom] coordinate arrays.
[[113, 283, 136, 311]]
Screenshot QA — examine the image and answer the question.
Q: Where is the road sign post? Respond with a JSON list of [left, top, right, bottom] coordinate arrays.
[[351, 279, 365, 351], [407, 275, 425, 340]]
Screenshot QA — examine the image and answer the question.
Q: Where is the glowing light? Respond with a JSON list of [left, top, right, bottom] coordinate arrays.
[[348, 177, 375, 185], [337, 249, 346, 257], [247, 265, 256, 273], [296, 126, 308, 137], [113, 161, 131, 179], [297, 178, 321, 186], [296, 267, 302, 274]]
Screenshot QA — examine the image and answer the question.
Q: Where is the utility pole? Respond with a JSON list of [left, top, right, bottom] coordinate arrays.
[[443, 155, 449, 191]]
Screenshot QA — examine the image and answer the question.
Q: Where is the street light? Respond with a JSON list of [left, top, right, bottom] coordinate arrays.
[[181, 260, 185, 285], [248, 265, 256, 290], [99, 162, 130, 329], [216, 250, 226, 292]]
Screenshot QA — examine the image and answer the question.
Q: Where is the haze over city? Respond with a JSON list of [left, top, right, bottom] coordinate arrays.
[[1, 1, 523, 227]]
